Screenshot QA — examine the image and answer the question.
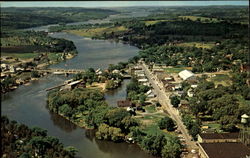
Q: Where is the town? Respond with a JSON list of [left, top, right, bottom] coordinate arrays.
[[1, 2, 249, 158]]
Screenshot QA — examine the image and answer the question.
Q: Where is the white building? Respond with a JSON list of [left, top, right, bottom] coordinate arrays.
[[178, 70, 195, 81], [138, 78, 148, 83]]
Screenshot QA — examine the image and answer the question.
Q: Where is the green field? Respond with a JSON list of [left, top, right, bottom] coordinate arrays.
[[65, 26, 128, 37], [144, 20, 172, 26], [1, 52, 39, 60], [207, 74, 232, 86], [177, 42, 215, 49], [164, 67, 192, 74]]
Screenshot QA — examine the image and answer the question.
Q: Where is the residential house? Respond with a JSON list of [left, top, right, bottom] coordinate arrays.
[[146, 89, 156, 98]]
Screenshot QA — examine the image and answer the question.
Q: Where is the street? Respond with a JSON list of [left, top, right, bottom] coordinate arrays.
[[140, 62, 198, 153]]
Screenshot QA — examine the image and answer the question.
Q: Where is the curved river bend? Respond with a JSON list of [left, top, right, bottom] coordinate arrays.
[[1, 15, 156, 158]]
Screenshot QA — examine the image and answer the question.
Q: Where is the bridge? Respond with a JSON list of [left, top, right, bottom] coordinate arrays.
[[37, 68, 85, 74]]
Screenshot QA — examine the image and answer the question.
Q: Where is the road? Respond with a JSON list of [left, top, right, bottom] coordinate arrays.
[[140, 62, 197, 152]]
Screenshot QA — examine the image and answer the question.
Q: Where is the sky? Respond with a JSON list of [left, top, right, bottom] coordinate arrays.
[[1, 1, 248, 8]]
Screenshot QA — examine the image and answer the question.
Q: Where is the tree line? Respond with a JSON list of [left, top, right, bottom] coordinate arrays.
[[1, 116, 77, 158]]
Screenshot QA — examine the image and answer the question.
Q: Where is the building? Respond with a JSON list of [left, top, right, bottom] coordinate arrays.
[[146, 89, 156, 98], [187, 88, 195, 97], [178, 70, 196, 81], [117, 100, 132, 107], [61, 80, 85, 90], [198, 142, 250, 158], [198, 133, 240, 143], [138, 78, 148, 83]]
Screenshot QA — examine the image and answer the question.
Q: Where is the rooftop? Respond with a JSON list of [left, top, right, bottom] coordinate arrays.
[[199, 133, 239, 140], [178, 69, 194, 80], [200, 142, 250, 158]]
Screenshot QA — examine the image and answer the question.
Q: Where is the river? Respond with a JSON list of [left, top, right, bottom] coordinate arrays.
[[1, 12, 156, 158]]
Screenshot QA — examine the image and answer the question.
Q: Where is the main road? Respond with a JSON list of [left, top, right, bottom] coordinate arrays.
[[140, 62, 197, 152]]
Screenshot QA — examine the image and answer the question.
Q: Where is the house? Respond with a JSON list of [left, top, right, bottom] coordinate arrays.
[[138, 78, 148, 83], [1, 64, 9, 71], [187, 88, 195, 97], [165, 76, 174, 81], [146, 90, 156, 98], [163, 84, 175, 92], [240, 64, 250, 73], [117, 100, 132, 107], [9, 65, 16, 73], [112, 69, 120, 74], [152, 68, 164, 75], [176, 91, 184, 97], [172, 83, 182, 91], [178, 70, 196, 81], [197, 133, 240, 143], [198, 142, 250, 158], [95, 68, 103, 75], [134, 70, 144, 75], [137, 73, 145, 78], [143, 82, 150, 86]]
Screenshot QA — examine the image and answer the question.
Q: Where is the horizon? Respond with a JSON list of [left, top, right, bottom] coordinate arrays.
[[1, 1, 249, 8]]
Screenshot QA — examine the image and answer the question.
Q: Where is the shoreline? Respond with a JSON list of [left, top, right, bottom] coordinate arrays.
[[1, 52, 77, 94]]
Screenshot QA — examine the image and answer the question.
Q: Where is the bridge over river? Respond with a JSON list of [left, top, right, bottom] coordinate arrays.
[[37, 68, 85, 74]]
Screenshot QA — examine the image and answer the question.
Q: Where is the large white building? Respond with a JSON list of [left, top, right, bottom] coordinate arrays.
[[178, 70, 195, 81]]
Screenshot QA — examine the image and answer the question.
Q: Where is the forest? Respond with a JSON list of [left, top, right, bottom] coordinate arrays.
[[1, 116, 77, 158], [1, 31, 76, 53], [1, 7, 117, 31]]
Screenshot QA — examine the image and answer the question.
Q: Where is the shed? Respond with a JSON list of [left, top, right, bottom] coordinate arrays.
[[178, 70, 195, 81]]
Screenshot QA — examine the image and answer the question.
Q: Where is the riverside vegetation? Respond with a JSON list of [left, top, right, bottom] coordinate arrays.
[[1, 116, 77, 158]]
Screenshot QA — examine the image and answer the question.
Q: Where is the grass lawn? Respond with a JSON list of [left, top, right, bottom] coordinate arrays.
[[135, 109, 170, 136], [48, 53, 61, 62], [235, 95, 250, 108], [1, 52, 39, 60], [177, 42, 215, 49], [202, 123, 221, 132], [65, 26, 128, 37], [207, 74, 232, 86], [164, 67, 192, 74], [145, 105, 157, 113], [144, 20, 172, 26]]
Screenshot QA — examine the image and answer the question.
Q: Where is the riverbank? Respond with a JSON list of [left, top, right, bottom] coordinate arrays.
[[1, 51, 77, 94]]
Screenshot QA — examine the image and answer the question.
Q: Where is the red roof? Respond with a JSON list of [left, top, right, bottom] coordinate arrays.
[[200, 142, 250, 158]]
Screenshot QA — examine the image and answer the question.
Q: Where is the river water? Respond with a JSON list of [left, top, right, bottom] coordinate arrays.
[[1, 12, 156, 158]]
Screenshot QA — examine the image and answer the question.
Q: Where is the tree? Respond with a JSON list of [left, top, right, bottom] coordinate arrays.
[[170, 96, 180, 108], [105, 80, 117, 90], [182, 114, 193, 130], [19, 153, 31, 158], [158, 117, 175, 131], [64, 146, 78, 156], [105, 108, 130, 128], [161, 140, 181, 158], [58, 104, 72, 118], [140, 134, 166, 156], [189, 123, 200, 139]]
